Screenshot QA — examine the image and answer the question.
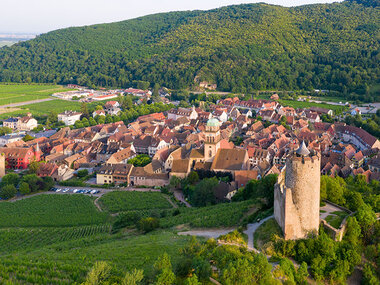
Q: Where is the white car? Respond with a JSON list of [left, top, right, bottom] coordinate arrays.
[[56, 189, 62, 192]]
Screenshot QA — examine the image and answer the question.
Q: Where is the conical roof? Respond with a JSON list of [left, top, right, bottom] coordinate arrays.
[[296, 141, 310, 156]]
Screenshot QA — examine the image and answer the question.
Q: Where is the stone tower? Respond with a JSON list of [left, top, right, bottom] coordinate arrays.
[[0, 153, 5, 178], [274, 141, 320, 240], [204, 118, 221, 162]]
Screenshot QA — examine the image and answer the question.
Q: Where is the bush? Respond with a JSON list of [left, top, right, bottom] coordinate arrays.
[[77, 169, 89, 178], [19, 182, 31, 195], [137, 217, 160, 233], [111, 212, 141, 233], [0, 184, 17, 199]]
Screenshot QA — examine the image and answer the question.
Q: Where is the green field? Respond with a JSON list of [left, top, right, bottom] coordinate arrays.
[[0, 99, 83, 119], [99, 191, 173, 213], [0, 84, 71, 106], [0, 230, 191, 284], [0, 192, 256, 283], [279, 99, 347, 113], [161, 200, 256, 228], [0, 195, 109, 227]]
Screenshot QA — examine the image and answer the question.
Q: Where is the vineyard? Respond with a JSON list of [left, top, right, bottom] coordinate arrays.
[[160, 200, 256, 228], [0, 195, 109, 227], [0, 225, 111, 254], [99, 191, 174, 213], [0, 231, 191, 284]]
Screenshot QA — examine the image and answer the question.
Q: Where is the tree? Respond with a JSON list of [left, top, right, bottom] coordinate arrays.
[[28, 161, 43, 174], [184, 274, 201, 285], [19, 182, 30, 195], [77, 169, 89, 178], [0, 126, 12, 136], [154, 253, 175, 285], [122, 269, 144, 285], [127, 154, 151, 167], [22, 174, 43, 193], [190, 177, 218, 206], [137, 217, 159, 233], [81, 102, 90, 118], [84, 261, 111, 285], [0, 184, 17, 199], [23, 134, 34, 142], [47, 111, 58, 124], [1, 173, 19, 187], [187, 171, 199, 185], [355, 204, 376, 242], [152, 83, 160, 102], [42, 176, 55, 191]]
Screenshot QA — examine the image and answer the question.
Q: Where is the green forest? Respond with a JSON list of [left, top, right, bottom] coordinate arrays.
[[0, 0, 378, 101]]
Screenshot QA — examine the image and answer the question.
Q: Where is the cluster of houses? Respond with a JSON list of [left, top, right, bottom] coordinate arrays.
[[3, 113, 38, 131], [0, 97, 379, 200], [53, 86, 154, 103]]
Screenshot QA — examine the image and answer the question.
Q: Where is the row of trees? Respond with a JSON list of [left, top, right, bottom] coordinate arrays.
[[0, 172, 54, 199]]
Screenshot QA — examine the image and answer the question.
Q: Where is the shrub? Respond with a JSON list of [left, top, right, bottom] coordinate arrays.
[[0, 184, 17, 199], [137, 217, 160, 233]]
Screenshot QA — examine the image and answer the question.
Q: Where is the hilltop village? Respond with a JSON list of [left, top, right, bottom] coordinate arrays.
[[0, 91, 379, 202]]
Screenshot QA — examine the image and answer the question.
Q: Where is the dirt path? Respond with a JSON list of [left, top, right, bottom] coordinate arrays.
[[173, 190, 191, 207], [0, 98, 54, 108], [164, 195, 178, 208], [244, 215, 274, 252], [178, 228, 236, 239]]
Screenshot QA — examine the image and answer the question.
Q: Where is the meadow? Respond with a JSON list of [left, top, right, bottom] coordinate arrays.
[[0, 84, 71, 106], [99, 191, 174, 213], [0, 195, 109, 227]]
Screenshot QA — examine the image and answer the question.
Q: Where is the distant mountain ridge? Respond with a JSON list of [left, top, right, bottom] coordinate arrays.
[[0, 0, 378, 100]]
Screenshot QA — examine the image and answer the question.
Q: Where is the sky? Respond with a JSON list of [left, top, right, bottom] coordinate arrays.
[[1, 0, 342, 34]]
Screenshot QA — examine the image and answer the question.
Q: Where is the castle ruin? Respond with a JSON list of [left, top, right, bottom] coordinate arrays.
[[274, 141, 320, 240]]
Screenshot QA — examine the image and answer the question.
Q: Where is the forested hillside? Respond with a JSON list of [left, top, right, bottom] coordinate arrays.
[[0, 0, 378, 100]]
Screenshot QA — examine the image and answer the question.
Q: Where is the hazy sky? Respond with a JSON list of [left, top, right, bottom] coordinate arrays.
[[2, 0, 342, 34]]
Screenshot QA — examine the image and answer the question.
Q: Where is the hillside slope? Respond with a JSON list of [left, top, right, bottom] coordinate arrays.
[[0, 0, 378, 99]]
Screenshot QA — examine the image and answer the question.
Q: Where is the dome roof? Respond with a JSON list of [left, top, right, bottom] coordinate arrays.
[[296, 141, 310, 156], [207, 118, 220, 127]]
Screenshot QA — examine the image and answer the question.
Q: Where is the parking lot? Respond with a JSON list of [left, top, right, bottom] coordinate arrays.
[[50, 187, 101, 196]]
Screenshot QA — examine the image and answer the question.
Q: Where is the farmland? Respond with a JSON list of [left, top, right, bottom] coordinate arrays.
[[0, 84, 71, 106], [0, 195, 109, 227], [0, 230, 191, 284], [161, 199, 256, 228], [99, 191, 174, 213], [0, 99, 82, 120]]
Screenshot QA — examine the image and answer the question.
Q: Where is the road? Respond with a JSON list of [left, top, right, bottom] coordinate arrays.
[[0, 98, 55, 108]]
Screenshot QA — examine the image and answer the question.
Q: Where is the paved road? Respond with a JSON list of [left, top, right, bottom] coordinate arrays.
[[0, 98, 55, 108]]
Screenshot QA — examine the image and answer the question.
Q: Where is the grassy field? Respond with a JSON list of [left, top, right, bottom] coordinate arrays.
[[0, 195, 110, 227], [0, 99, 82, 120], [325, 211, 348, 229], [0, 84, 71, 106], [99, 191, 173, 213], [0, 230, 191, 284], [279, 99, 347, 113], [254, 218, 283, 249]]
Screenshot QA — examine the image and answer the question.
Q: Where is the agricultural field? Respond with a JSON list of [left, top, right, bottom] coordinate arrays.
[[161, 199, 256, 228], [0, 230, 191, 284], [0, 99, 82, 120], [0, 84, 71, 106], [279, 99, 347, 113], [99, 191, 173, 213], [0, 195, 110, 227], [0, 224, 111, 254]]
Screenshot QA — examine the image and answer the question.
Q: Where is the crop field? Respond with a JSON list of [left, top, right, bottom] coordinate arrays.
[[279, 99, 347, 113], [0, 225, 111, 254], [99, 191, 173, 213], [0, 195, 109, 227], [0, 84, 71, 106], [0, 99, 82, 119], [0, 231, 191, 284], [161, 200, 256, 228]]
